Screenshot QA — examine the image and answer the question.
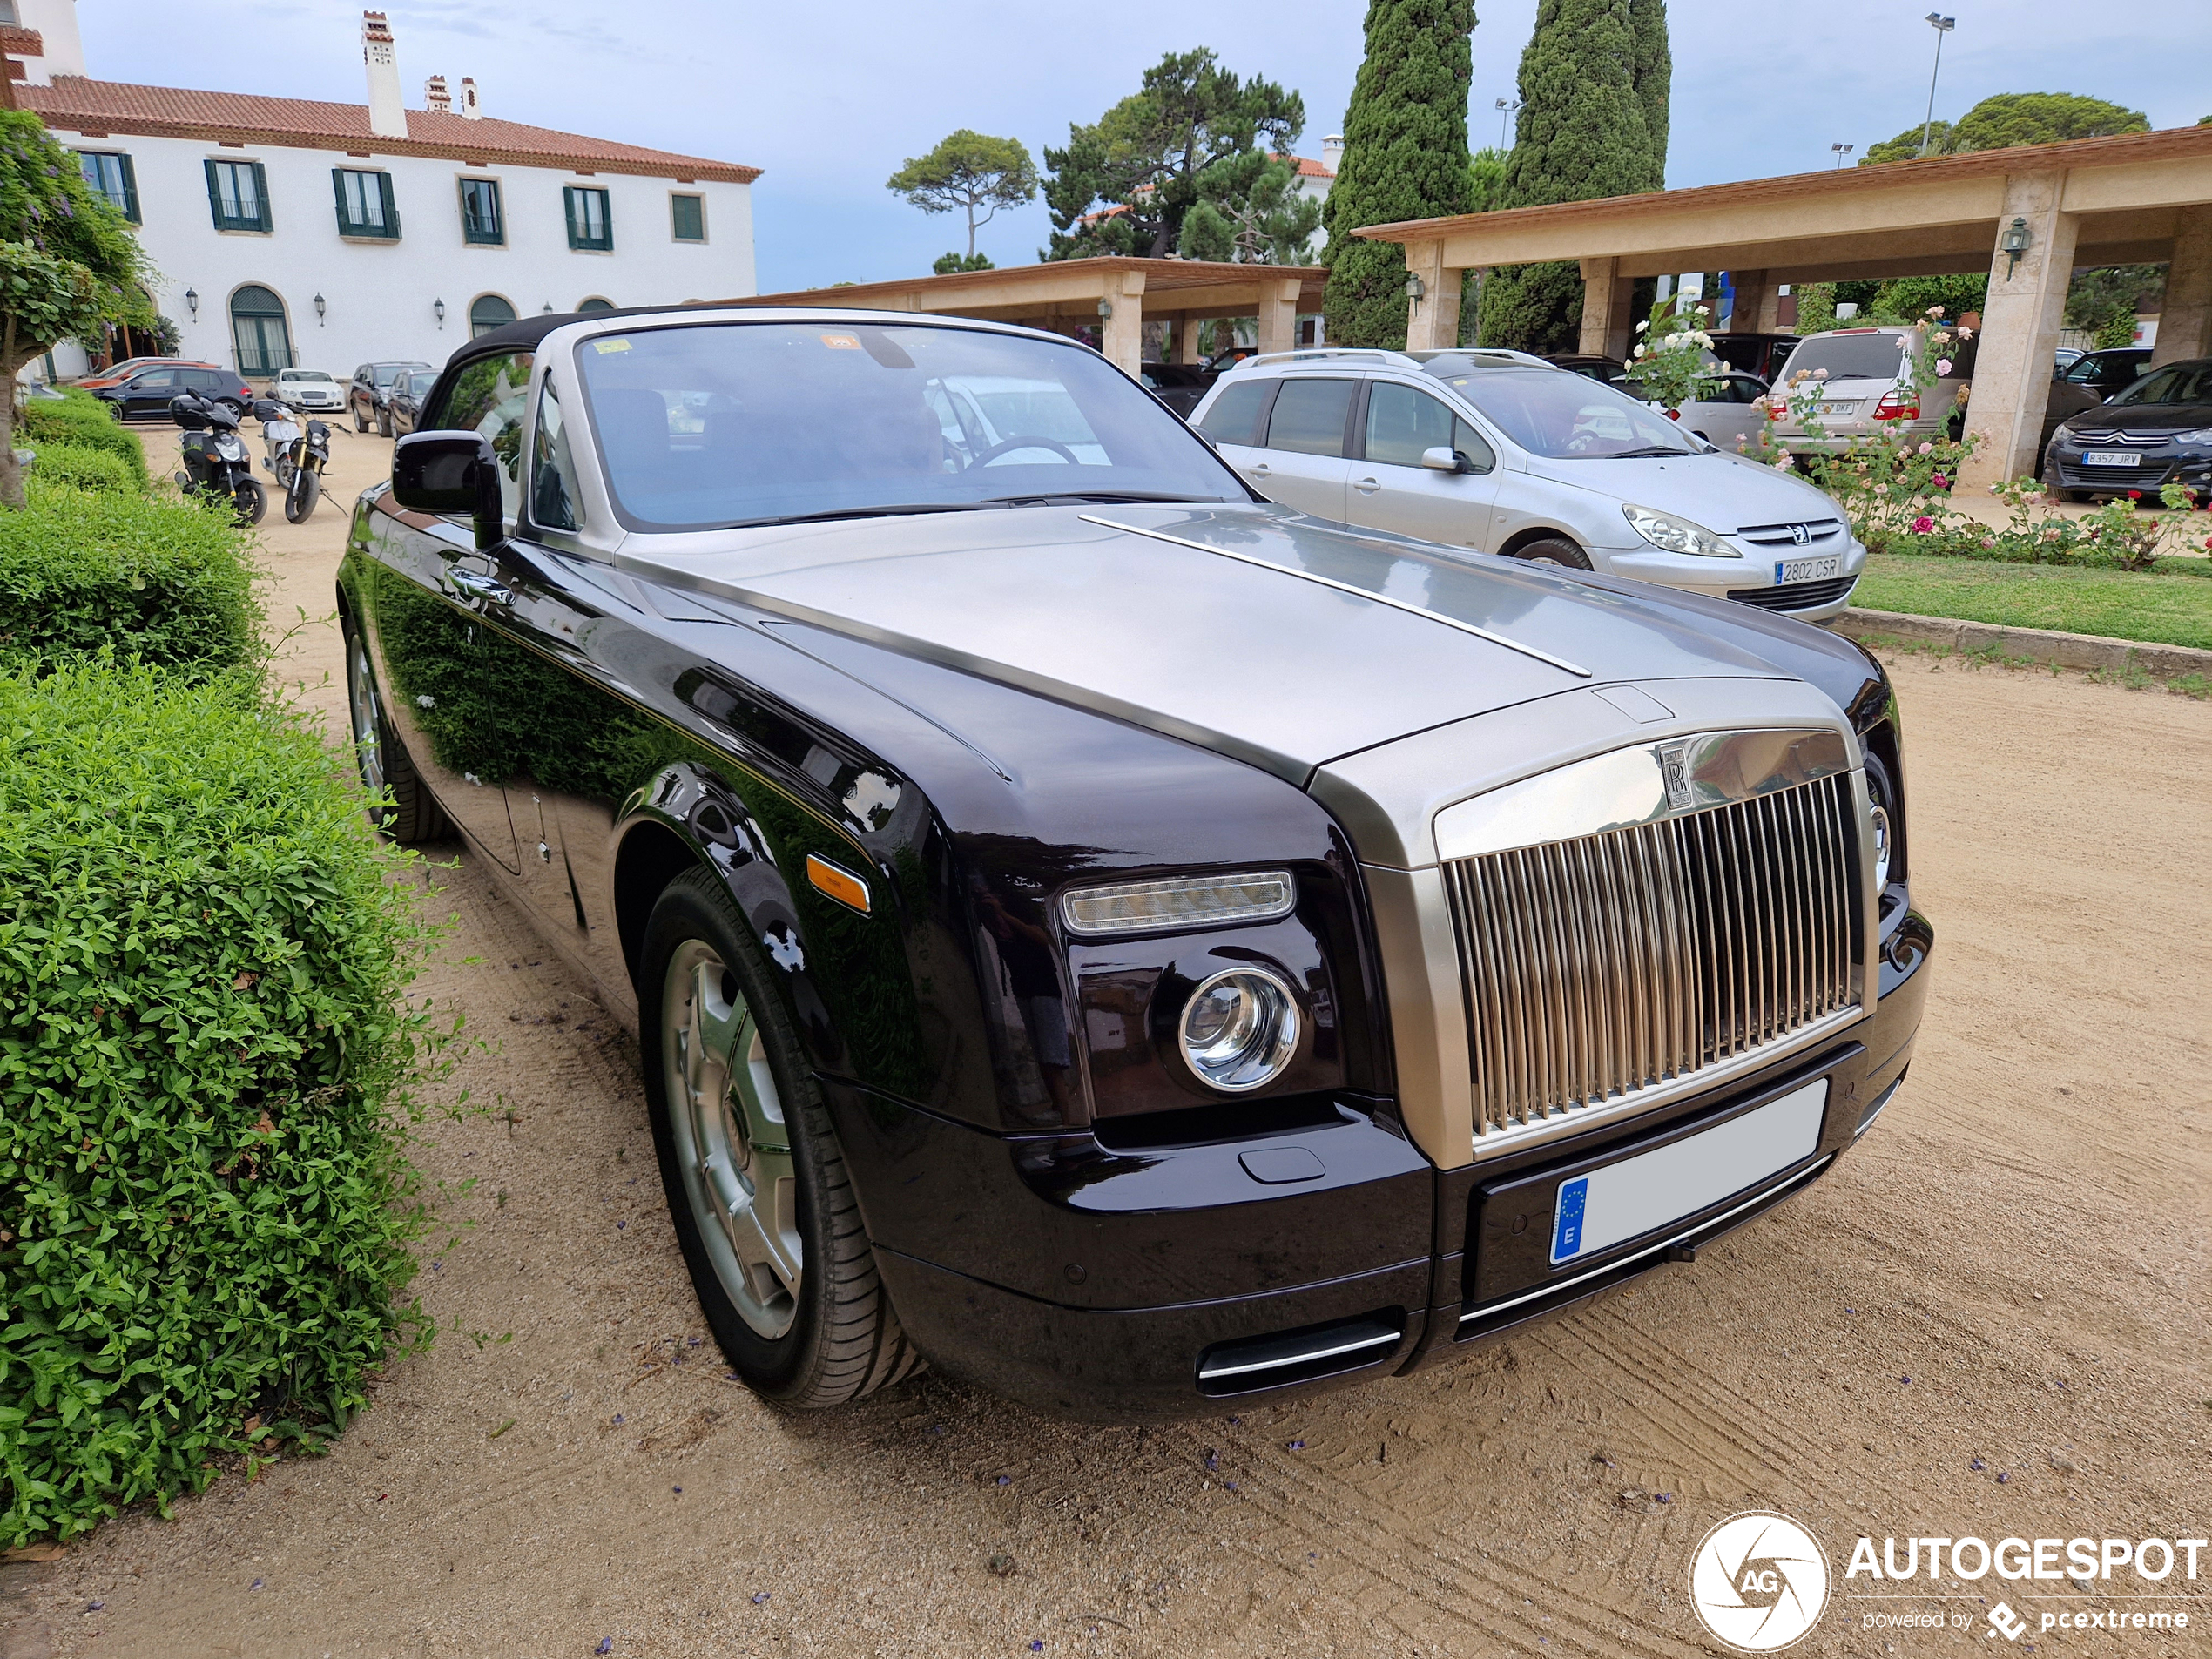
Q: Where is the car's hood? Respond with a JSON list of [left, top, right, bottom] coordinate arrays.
[[617, 503, 1810, 786], [2058, 401, 2212, 433], [1522, 451, 1845, 531]]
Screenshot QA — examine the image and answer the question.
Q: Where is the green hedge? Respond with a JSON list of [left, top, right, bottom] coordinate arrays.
[[18, 395, 147, 490], [23, 442, 133, 495], [0, 482, 257, 675], [0, 664, 443, 1547]]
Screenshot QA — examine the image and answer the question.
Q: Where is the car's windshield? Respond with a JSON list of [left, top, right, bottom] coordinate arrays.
[[285, 370, 334, 383], [374, 363, 425, 386], [1780, 334, 1911, 383], [2107, 363, 2212, 407], [1436, 368, 1699, 459], [572, 320, 1244, 530]]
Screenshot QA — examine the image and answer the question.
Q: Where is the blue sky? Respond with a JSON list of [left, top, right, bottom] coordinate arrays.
[[77, 0, 2212, 293]]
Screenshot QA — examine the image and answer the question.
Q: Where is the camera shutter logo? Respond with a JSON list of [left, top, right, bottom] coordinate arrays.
[[1689, 1511, 1831, 1651]]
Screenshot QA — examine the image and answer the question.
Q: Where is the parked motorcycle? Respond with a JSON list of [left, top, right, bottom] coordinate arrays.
[[170, 394, 266, 525], [254, 397, 333, 523]]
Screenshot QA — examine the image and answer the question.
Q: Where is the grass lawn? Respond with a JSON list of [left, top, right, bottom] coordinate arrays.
[[1851, 554, 2212, 651]]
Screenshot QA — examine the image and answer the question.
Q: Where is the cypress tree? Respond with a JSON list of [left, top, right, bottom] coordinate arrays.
[[1480, 0, 1668, 353], [1319, 0, 1477, 348]]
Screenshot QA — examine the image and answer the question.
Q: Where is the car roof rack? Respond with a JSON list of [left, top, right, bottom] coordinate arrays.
[[1227, 347, 1426, 372], [1408, 347, 1555, 369]]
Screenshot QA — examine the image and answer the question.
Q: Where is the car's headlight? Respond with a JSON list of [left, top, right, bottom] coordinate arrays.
[[2168, 427, 2212, 446], [1179, 968, 1299, 1092], [1062, 871, 1294, 936], [1870, 805, 1892, 889], [1621, 503, 1741, 558]]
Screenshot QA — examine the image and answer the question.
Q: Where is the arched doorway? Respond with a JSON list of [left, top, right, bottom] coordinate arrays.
[[469, 293, 518, 338], [577, 296, 615, 314], [229, 285, 293, 376]]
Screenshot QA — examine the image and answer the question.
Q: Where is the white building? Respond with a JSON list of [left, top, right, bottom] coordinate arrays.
[[11, 4, 758, 381]]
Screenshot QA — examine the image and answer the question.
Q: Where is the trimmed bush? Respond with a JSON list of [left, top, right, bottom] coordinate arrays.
[[18, 395, 148, 490], [22, 441, 133, 495], [0, 664, 443, 1547], [0, 482, 258, 674]]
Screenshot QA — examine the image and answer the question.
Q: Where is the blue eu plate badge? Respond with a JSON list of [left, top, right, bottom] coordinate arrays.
[[1551, 1177, 1589, 1264]]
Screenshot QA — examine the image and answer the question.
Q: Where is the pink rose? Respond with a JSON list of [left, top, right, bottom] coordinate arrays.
[[1935, 359, 1953, 375], [1927, 306, 1945, 317], [1918, 442, 1933, 455], [1932, 474, 1949, 488], [1911, 516, 1934, 534]]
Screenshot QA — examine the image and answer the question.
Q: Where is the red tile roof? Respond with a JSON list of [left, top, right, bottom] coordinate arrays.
[[21, 76, 759, 184], [1273, 153, 1335, 179]]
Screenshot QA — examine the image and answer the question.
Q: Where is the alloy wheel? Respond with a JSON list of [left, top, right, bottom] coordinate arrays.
[[347, 638, 388, 804], [660, 940, 801, 1339]]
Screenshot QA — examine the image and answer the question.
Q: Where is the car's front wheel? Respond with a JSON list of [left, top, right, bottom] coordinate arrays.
[[353, 403, 369, 433], [640, 868, 920, 1408], [1514, 536, 1595, 570], [342, 613, 447, 843]]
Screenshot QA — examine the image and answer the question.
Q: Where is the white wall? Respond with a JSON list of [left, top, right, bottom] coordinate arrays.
[[53, 129, 756, 380]]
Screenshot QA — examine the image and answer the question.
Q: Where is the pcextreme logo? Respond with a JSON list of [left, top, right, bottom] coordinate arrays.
[[1689, 1512, 1831, 1652]]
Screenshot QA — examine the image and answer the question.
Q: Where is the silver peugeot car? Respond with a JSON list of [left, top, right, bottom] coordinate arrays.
[[1191, 348, 1866, 621]]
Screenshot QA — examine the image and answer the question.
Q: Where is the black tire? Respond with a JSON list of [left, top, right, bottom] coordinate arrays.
[[341, 611, 448, 843], [1515, 535, 1595, 570], [232, 476, 267, 526], [378, 409, 393, 439], [353, 401, 369, 433], [639, 867, 921, 1409], [218, 397, 246, 419], [284, 469, 320, 523]]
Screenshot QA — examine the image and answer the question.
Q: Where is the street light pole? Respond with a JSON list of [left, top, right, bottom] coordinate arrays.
[[1919, 14, 1955, 158], [1831, 143, 1854, 168], [1494, 97, 1521, 152]]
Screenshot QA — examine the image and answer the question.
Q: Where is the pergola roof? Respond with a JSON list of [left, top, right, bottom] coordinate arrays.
[[1357, 125, 2212, 282], [735, 257, 1327, 323]]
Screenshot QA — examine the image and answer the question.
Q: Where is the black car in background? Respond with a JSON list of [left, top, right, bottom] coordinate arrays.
[[1705, 333, 1804, 383], [93, 364, 254, 421], [1543, 353, 1627, 382], [349, 360, 433, 433], [2043, 356, 2212, 500], [1139, 362, 1214, 417], [381, 368, 441, 438]]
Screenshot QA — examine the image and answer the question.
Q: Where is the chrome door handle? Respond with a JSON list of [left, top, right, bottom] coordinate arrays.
[[1247, 462, 1272, 478], [445, 568, 511, 606], [1353, 475, 1381, 494]]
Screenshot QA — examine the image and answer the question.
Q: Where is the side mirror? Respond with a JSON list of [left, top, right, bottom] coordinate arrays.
[[1420, 445, 1467, 473], [393, 430, 504, 550]]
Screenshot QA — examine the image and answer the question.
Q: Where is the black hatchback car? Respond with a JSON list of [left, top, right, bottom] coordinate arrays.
[[93, 364, 254, 421], [381, 368, 441, 438], [2044, 358, 2212, 500]]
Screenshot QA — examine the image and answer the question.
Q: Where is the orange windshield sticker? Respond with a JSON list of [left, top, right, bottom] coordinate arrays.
[[820, 334, 862, 350], [806, 853, 871, 914]]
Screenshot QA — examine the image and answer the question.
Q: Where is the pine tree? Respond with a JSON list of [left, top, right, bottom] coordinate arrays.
[[1480, 0, 1669, 354], [1319, 0, 1477, 348]]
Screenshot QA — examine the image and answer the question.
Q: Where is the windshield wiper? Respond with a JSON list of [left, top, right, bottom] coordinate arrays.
[[981, 491, 1224, 506], [733, 502, 1014, 528], [1586, 446, 1696, 459]]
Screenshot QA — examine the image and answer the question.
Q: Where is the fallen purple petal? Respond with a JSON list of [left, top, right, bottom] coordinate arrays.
[[752, 1592, 770, 1605], [1286, 1440, 1305, 1451], [596, 1641, 612, 1656], [1656, 1493, 1673, 1504], [1900, 1375, 1912, 1384], [1030, 1643, 1043, 1653], [996, 1475, 1010, 1486], [611, 1414, 624, 1426], [249, 1578, 264, 1591], [87, 1602, 104, 1611], [1970, 1457, 1986, 1471], [1997, 1472, 2011, 1484], [672, 1486, 682, 1494]]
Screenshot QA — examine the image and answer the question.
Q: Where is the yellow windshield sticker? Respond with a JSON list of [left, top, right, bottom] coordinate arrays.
[[820, 334, 862, 351], [592, 338, 631, 354]]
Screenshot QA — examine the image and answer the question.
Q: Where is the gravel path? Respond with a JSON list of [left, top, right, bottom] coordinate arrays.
[[3, 428, 2205, 1659]]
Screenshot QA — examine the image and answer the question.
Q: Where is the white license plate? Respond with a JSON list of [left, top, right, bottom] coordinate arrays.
[[1551, 1079, 1829, 1264], [2080, 449, 2140, 467], [1776, 556, 1842, 585], [1815, 401, 1858, 416]]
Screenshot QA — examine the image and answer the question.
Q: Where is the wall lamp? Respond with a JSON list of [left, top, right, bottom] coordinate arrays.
[[184, 287, 199, 318], [314, 292, 327, 325], [1096, 299, 1112, 319], [2000, 216, 2032, 279], [434, 297, 447, 328], [1405, 273, 1427, 303]]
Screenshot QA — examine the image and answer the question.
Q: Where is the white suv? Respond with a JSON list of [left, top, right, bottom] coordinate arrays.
[[1189, 347, 1867, 621]]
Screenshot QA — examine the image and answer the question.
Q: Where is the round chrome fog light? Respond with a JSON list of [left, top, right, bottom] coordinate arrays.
[[1870, 804, 1892, 888], [1178, 968, 1299, 1093]]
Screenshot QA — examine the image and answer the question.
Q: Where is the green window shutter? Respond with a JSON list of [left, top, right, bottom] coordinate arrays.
[[118, 154, 139, 225], [204, 158, 225, 229], [563, 185, 581, 249], [252, 163, 271, 232], [331, 166, 351, 233], [671, 193, 703, 242], [381, 172, 401, 239]]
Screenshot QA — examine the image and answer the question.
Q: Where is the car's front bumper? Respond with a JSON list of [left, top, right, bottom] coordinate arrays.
[[830, 908, 1932, 1420], [1599, 536, 1868, 622]]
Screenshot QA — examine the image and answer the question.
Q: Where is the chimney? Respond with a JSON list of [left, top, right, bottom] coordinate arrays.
[[424, 74, 451, 116], [1320, 134, 1345, 175], [458, 76, 482, 120], [362, 11, 406, 138]]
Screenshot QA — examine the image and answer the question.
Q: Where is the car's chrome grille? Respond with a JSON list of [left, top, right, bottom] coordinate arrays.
[[1442, 774, 1858, 1139], [1734, 516, 1846, 547], [1727, 575, 1858, 612], [2067, 428, 2178, 447]]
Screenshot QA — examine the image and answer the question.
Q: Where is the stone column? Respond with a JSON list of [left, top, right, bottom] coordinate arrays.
[[1957, 171, 2079, 492], [1177, 314, 1205, 364], [1257, 276, 1304, 356], [1757, 285, 1785, 333], [2152, 205, 2212, 368], [1578, 257, 1636, 359], [1727, 269, 1771, 336], [1404, 239, 1461, 351], [1099, 268, 1147, 376]]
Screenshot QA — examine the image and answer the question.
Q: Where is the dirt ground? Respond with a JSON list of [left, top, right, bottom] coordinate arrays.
[[2, 423, 2206, 1659]]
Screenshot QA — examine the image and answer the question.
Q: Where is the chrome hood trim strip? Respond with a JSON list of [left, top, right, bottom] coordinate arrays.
[[1076, 514, 1593, 679]]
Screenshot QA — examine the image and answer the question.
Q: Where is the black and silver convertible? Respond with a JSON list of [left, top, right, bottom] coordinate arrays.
[[342, 307, 1932, 1419]]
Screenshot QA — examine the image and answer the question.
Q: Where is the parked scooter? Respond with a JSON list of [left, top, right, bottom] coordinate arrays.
[[170, 394, 266, 525], [254, 397, 333, 523]]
